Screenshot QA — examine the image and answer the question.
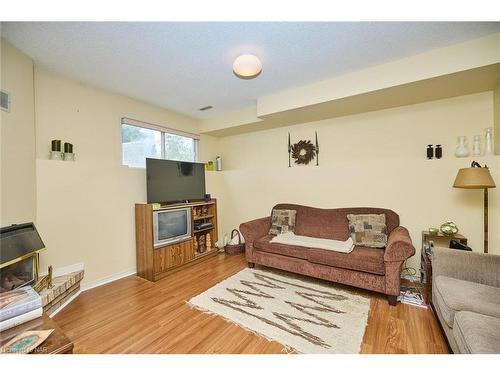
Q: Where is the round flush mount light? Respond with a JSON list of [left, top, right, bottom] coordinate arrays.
[[232, 54, 262, 79]]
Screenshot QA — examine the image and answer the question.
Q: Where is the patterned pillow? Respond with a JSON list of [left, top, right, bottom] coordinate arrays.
[[269, 209, 297, 235], [347, 214, 388, 248]]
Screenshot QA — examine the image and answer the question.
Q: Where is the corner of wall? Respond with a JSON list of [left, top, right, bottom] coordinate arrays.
[[0, 37, 37, 226], [494, 85, 500, 155]]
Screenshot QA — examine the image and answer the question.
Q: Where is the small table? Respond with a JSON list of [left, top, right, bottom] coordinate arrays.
[[420, 231, 468, 304], [0, 314, 73, 354]]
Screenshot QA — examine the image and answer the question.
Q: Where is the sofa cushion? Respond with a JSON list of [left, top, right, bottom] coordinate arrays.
[[347, 214, 388, 248], [307, 246, 385, 275], [453, 311, 500, 354], [254, 234, 308, 260], [272, 204, 399, 240], [433, 276, 500, 328], [269, 209, 296, 235]]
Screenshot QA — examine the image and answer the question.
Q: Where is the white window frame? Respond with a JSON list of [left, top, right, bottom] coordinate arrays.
[[121, 117, 200, 167]]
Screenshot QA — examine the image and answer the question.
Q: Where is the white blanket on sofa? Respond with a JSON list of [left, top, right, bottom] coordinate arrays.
[[270, 232, 355, 253]]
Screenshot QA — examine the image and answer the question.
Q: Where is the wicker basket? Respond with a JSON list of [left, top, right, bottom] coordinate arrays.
[[224, 229, 245, 255]]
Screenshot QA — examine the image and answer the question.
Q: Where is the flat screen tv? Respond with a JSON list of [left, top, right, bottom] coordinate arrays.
[[146, 158, 206, 204]]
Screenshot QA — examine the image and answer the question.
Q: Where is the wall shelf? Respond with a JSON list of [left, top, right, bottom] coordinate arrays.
[[193, 226, 214, 234]]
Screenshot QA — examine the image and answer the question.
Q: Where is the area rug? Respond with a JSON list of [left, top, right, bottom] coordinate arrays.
[[188, 268, 371, 353]]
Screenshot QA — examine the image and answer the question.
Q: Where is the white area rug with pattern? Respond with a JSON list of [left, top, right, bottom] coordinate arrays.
[[188, 268, 371, 353]]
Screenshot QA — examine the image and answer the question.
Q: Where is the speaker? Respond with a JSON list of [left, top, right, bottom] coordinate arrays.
[[204, 193, 211, 202]]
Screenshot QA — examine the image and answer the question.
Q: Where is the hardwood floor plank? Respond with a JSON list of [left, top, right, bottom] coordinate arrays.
[[53, 253, 449, 354]]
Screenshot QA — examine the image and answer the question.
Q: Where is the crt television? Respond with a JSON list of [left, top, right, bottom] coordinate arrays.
[[153, 207, 192, 248], [146, 158, 206, 204]]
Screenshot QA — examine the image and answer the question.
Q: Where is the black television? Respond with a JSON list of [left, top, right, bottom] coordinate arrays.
[[146, 158, 206, 204]]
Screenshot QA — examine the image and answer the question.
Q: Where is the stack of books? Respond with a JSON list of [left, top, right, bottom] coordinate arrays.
[[0, 286, 42, 332], [397, 286, 427, 309]]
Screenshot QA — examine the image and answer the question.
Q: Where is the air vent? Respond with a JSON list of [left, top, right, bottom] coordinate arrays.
[[1, 90, 10, 112], [198, 105, 213, 111]]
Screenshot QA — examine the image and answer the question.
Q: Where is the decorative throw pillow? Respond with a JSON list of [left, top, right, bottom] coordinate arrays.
[[269, 209, 297, 235], [347, 214, 388, 248]]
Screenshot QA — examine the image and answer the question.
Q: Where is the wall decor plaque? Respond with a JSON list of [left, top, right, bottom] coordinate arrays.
[[291, 140, 317, 165], [288, 132, 319, 166]]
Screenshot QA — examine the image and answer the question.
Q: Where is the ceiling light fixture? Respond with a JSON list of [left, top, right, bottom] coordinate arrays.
[[232, 54, 262, 80]]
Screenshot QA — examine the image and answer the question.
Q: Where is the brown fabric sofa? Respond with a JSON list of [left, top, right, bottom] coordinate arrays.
[[239, 204, 415, 305]]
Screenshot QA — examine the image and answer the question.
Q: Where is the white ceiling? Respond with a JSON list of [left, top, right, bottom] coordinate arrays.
[[2, 22, 500, 119]]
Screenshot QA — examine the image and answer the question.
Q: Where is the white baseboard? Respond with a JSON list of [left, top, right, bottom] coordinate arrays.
[[49, 267, 137, 317], [80, 268, 137, 291], [54, 262, 85, 278], [39, 262, 85, 278]]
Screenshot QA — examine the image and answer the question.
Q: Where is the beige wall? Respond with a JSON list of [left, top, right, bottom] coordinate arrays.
[[214, 92, 499, 272], [0, 38, 36, 226], [35, 73, 498, 283], [3, 37, 498, 288], [200, 133, 226, 238], [495, 85, 500, 155], [33, 68, 209, 287]]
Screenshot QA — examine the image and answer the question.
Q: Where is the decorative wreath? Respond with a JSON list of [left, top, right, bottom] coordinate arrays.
[[291, 140, 317, 165]]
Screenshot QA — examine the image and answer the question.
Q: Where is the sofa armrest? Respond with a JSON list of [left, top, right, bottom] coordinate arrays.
[[239, 216, 271, 261], [384, 226, 415, 262], [432, 247, 500, 287]]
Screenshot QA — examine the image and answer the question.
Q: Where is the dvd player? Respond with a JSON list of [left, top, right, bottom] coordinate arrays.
[[194, 222, 213, 230]]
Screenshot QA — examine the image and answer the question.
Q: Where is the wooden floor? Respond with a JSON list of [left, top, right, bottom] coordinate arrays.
[[54, 253, 449, 354]]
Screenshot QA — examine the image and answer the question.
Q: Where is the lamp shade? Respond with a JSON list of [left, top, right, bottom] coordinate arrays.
[[453, 166, 496, 189]]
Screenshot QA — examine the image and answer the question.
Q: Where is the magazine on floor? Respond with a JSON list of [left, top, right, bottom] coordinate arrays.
[[398, 286, 427, 308]]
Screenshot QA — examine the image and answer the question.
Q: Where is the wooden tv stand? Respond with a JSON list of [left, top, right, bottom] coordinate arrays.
[[135, 199, 219, 281]]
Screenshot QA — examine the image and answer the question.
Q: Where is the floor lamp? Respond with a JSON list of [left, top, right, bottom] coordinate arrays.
[[453, 161, 496, 253]]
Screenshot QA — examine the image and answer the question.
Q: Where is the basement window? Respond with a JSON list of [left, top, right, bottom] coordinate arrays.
[[121, 118, 199, 168]]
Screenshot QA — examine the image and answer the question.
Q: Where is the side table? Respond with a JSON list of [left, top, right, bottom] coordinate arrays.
[[0, 313, 73, 354], [420, 231, 468, 304]]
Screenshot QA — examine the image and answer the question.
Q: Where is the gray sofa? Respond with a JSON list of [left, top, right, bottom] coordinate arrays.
[[432, 247, 500, 353]]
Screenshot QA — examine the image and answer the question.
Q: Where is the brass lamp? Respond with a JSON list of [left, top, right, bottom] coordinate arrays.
[[453, 161, 496, 253]]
